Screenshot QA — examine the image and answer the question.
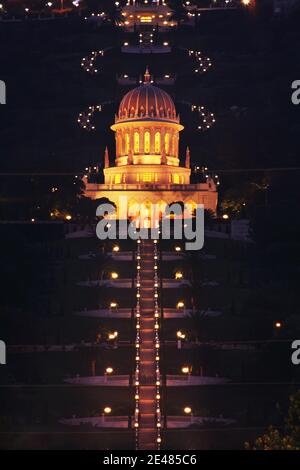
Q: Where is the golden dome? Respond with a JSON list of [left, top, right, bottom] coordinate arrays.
[[116, 68, 178, 124]]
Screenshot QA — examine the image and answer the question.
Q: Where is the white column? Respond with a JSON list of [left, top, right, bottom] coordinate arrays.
[[150, 128, 155, 154], [160, 127, 166, 164], [140, 127, 144, 155]]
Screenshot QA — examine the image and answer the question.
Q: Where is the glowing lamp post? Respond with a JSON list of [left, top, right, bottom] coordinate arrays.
[[104, 367, 113, 383], [184, 406, 192, 415], [176, 330, 186, 349], [177, 330, 186, 339], [182, 365, 191, 383], [175, 271, 183, 280], [183, 406, 193, 423], [108, 331, 118, 348], [102, 406, 112, 423], [274, 321, 283, 337], [177, 301, 185, 309]]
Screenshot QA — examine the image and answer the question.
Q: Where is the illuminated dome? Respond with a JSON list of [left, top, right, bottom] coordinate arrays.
[[116, 68, 178, 124], [84, 73, 218, 217]]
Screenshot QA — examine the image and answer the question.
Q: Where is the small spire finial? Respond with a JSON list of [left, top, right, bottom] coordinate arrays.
[[144, 66, 151, 84], [185, 146, 190, 169], [104, 146, 109, 168]]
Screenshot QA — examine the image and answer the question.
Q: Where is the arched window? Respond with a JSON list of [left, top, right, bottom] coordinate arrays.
[[134, 132, 139, 154], [115, 174, 121, 184], [165, 133, 170, 154], [172, 134, 177, 156], [154, 132, 161, 154], [173, 174, 180, 184], [125, 133, 130, 155], [144, 131, 150, 154]]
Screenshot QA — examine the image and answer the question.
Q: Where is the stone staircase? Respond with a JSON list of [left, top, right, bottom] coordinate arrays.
[[138, 240, 157, 450]]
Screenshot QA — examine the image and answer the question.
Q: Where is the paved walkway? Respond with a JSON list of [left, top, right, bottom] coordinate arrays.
[[138, 240, 157, 450]]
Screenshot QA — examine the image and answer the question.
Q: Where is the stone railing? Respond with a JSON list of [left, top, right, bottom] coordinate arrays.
[[86, 183, 210, 191]]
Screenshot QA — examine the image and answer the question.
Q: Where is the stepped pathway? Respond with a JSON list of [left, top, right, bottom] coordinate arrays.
[[141, 31, 152, 48], [138, 240, 157, 450]]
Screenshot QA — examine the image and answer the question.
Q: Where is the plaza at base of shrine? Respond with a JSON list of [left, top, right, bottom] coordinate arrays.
[[122, 0, 175, 30]]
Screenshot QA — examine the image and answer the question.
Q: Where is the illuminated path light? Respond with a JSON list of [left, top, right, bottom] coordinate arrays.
[[188, 49, 212, 75], [176, 100, 215, 132], [134, 241, 141, 444], [77, 105, 101, 131], [191, 104, 216, 131], [77, 101, 113, 131], [81, 50, 104, 75]]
